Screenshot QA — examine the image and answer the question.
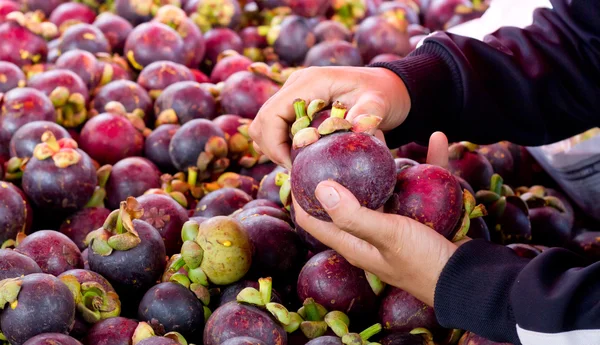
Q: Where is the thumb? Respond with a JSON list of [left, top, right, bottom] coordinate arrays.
[[314, 180, 401, 251]]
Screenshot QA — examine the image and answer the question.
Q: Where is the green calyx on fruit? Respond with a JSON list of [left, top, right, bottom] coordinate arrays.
[[49, 86, 88, 128], [516, 186, 567, 213], [451, 189, 488, 242], [59, 275, 121, 323], [85, 164, 112, 209], [331, 0, 366, 28], [341, 323, 383, 345], [409, 328, 436, 345], [32, 131, 82, 168], [235, 277, 295, 327], [275, 172, 291, 208], [190, 0, 236, 32], [195, 136, 230, 180], [144, 174, 189, 208], [0, 278, 22, 310], [6, 11, 58, 40], [3, 157, 27, 181], [85, 197, 144, 256], [105, 101, 151, 137], [132, 322, 156, 345]]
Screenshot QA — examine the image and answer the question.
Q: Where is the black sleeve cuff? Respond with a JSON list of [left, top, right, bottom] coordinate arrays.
[[434, 240, 530, 344], [369, 42, 464, 149]]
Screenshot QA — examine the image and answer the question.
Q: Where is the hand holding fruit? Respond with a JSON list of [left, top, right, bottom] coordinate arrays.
[[249, 66, 411, 169], [292, 132, 462, 307]]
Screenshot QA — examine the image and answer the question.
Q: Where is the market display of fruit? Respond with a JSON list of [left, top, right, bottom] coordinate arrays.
[[0, 1, 597, 345]]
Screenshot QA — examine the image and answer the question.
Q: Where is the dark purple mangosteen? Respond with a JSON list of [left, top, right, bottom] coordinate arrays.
[[104, 157, 161, 210], [0, 249, 42, 280]]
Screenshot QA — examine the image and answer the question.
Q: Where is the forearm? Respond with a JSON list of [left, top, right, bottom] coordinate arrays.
[[372, 0, 600, 148]]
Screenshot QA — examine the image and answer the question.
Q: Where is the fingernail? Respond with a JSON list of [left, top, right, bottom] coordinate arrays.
[[315, 184, 340, 209]]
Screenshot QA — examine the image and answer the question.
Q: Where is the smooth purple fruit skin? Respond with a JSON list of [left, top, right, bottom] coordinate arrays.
[[28, 69, 90, 103], [204, 302, 287, 345], [507, 243, 541, 259], [355, 16, 411, 63], [304, 40, 363, 67], [92, 80, 153, 119], [242, 199, 281, 210], [292, 132, 396, 222], [16, 230, 83, 276], [467, 217, 491, 241], [145, 124, 180, 172], [93, 13, 133, 54], [21, 0, 66, 17], [380, 333, 425, 345], [49, 3, 96, 29], [477, 143, 514, 181], [137, 194, 189, 256], [22, 149, 97, 212], [58, 269, 116, 293], [545, 188, 575, 226], [407, 24, 431, 37], [0, 22, 49, 67], [210, 54, 253, 83], [240, 215, 306, 278], [221, 337, 267, 345], [0, 88, 56, 136], [193, 188, 252, 217], [455, 175, 475, 196], [379, 287, 440, 333], [273, 15, 316, 65], [240, 162, 277, 183], [58, 24, 111, 55], [138, 282, 204, 341], [396, 142, 428, 163], [0, 249, 42, 280], [218, 280, 283, 307], [59, 207, 112, 251], [220, 71, 281, 119], [240, 27, 267, 49], [0, 61, 26, 92], [203, 28, 244, 67], [425, 0, 472, 31], [105, 157, 161, 210], [314, 20, 352, 42], [572, 232, 600, 263], [0, 182, 31, 244], [125, 22, 186, 68], [84, 317, 138, 345], [369, 53, 403, 64], [529, 207, 573, 247], [88, 219, 166, 296], [494, 197, 532, 244], [155, 81, 218, 123], [55, 50, 101, 90], [234, 206, 291, 225], [386, 164, 463, 238], [137, 61, 195, 94], [137, 338, 178, 345], [0, 273, 76, 345], [297, 250, 378, 318], [305, 337, 343, 345], [448, 150, 494, 192], [79, 113, 144, 165], [459, 332, 512, 345], [168, 118, 225, 171], [23, 333, 82, 345], [212, 114, 245, 137], [290, 204, 329, 253]]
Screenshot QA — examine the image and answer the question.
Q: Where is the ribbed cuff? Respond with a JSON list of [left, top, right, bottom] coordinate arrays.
[[369, 42, 463, 149], [434, 240, 530, 344]]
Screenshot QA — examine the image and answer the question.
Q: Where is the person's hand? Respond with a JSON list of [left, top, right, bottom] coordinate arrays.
[[292, 132, 460, 307], [249, 66, 411, 170]]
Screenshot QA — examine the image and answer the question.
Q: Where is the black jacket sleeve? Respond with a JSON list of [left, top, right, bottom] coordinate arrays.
[[434, 240, 600, 345], [371, 0, 600, 149]]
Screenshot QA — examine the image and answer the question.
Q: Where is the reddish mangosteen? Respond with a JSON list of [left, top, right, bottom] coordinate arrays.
[[379, 287, 440, 333], [138, 282, 204, 341], [79, 111, 145, 165], [289, 101, 396, 221], [136, 194, 189, 256], [210, 50, 253, 83], [215, 173, 260, 198], [297, 250, 378, 319], [378, 1, 421, 24], [153, 5, 206, 68], [254, 0, 285, 10], [203, 28, 243, 68], [154, 81, 217, 127], [233, 206, 291, 225], [257, 165, 286, 207], [9, 121, 70, 158], [22, 333, 82, 345], [58, 23, 111, 55], [28, 69, 90, 128], [0, 87, 56, 137], [240, 162, 277, 183], [458, 332, 511, 345], [283, 0, 329, 17], [221, 338, 267, 345], [395, 142, 428, 163], [137, 61, 195, 99], [394, 157, 419, 173], [191, 69, 210, 83], [0, 273, 76, 345], [240, 215, 306, 279], [448, 142, 494, 192], [355, 14, 411, 63], [49, 2, 97, 33], [169, 118, 229, 179], [145, 124, 180, 172], [112, 0, 180, 26], [86, 197, 167, 298], [0, 182, 33, 244], [314, 20, 352, 43], [204, 301, 287, 345], [84, 317, 139, 345], [55, 50, 105, 90], [104, 157, 161, 210], [240, 26, 267, 49], [0, 61, 26, 92], [22, 132, 97, 213], [59, 207, 112, 251], [424, 0, 470, 31], [218, 280, 283, 307], [21, 0, 66, 17], [15, 230, 83, 276], [91, 80, 153, 120], [185, 0, 242, 31], [304, 40, 363, 67], [212, 114, 247, 136], [193, 187, 252, 217], [0, 0, 20, 22], [269, 15, 316, 65], [0, 249, 42, 280], [124, 22, 186, 70], [243, 199, 281, 210], [0, 12, 55, 68], [93, 13, 133, 54], [220, 67, 281, 119]]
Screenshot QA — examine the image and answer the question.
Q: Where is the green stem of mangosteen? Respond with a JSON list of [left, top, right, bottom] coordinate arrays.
[[331, 101, 347, 119], [364, 271, 386, 296], [259, 277, 272, 304], [490, 174, 503, 195], [303, 298, 323, 321], [324, 311, 350, 337], [85, 187, 106, 208], [359, 324, 382, 341], [169, 256, 187, 273], [115, 207, 124, 234], [293, 99, 307, 120], [181, 221, 200, 242], [187, 167, 198, 187]]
